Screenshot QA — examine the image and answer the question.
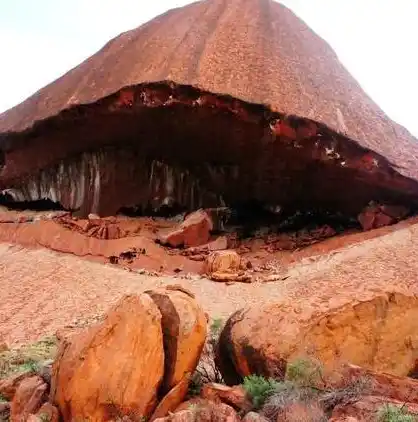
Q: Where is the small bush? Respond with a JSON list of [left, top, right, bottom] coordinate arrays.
[[243, 374, 280, 409], [377, 404, 416, 422], [0, 393, 7, 403], [285, 357, 324, 387]]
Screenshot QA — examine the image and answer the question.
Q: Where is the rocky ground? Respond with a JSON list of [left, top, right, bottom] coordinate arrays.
[[1, 207, 418, 421]]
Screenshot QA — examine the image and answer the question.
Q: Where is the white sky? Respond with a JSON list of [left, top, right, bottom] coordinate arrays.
[[1, 0, 417, 137]]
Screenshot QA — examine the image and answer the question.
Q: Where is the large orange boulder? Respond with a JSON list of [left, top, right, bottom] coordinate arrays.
[[216, 291, 418, 385], [51, 294, 165, 421], [146, 286, 207, 394], [51, 287, 207, 421], [158, 209, 213, 248]]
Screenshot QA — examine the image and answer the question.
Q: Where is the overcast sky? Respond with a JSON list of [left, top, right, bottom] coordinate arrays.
[[1, 0, 417, 136]]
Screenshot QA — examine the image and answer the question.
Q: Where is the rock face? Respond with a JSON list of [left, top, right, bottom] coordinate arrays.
[[51, 288, 206, 421], [158, 210, 213, 248], [216, 291, 418, 385], [1, 1, 418, 218]]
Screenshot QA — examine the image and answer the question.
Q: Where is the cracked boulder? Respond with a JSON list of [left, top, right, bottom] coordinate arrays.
[[1, 0, 418, 222], [51, 288, 206, 421], [216, 291, 418, 385]]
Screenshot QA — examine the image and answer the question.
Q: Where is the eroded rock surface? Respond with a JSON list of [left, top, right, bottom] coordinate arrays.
[[50, 287, 206, 421], [216, 291, 418, 385], [51, 294, 165, 421]]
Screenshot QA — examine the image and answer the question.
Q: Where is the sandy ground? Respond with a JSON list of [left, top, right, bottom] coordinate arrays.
[[1, 215, 418, 347]]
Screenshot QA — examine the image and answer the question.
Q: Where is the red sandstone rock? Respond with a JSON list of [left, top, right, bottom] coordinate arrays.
[[173, 398, 240, 422], [204, 250, 251, 282], [0, 402, 11, 421], [146, 286, 207, 394], [10, 376, 47, 422], [276, 401, 326, 422], [158, 210, 213, 248], [358, 203, 409, 231], [329, 396, 418, 422], [336, 364, 418, 404], [27, 403, 60, 422], [216, 291, 418, 385], [51, 294, 165, 421], [201, 383, 252, 411], [0, 371, 35, 401]]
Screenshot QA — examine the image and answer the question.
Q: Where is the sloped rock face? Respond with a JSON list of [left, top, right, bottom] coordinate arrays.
[[51, 288, 206, 421], [51, 294, 165, 421], [216, 291, 418, 385]]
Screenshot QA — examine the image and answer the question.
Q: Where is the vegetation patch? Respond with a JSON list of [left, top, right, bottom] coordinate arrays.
[[377, 404, 417, 422], [0, 336, 58, 379]]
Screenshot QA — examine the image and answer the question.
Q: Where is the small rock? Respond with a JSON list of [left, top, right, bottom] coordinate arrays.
[[201, 383, 252, 412], [174, 398, 241, 421], [33, 403, 59, 422], [242, 411, 270, 422], [0, 371, 34, 401], [11, 376, 47, 422], [0, 402, 11, 421], [0, 342, 9, 353]]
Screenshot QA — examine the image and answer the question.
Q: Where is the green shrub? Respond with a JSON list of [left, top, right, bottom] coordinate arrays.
[[243, 374, 280, 409], [377, 404, 416, 422], [285, 357, 324, 387]]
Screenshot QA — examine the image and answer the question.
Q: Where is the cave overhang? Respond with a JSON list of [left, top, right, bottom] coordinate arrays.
[[1, 81, 418, 218]]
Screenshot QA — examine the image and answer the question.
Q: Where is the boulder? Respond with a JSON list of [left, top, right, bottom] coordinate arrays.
[[51, 288, 206, 421], [145, 285, 207, 394], [329, 396, 418, 421], [158, 209, 213, 248], [358, 203, 409, 231], [10, 376, 47, 422], [51, 294, 165, 421], [150, 375, 191, 421], [201, 383, 252, 411], [205, 250, 251, 283], [205, 250, 241, 275], [216, 291, 418, 385]]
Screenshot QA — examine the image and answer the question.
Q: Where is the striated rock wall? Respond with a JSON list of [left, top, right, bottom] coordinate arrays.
[[2, 84, 418, 217]]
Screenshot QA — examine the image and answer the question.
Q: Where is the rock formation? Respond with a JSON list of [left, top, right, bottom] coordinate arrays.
[[50, 287, 207, 421], [0, 0, 417, 223], [216, 291, 418, 385]]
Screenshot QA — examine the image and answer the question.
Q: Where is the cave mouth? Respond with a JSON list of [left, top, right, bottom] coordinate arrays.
[[0, 192, 66, 212], [1, 82, 418, 228]]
